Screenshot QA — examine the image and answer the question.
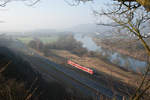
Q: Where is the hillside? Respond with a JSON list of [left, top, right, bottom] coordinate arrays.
[[0, 46, 92, 100]]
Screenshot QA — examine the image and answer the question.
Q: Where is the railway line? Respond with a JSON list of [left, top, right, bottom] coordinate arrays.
[[24, 51, 125, 100], [8, 39, 127, 100]]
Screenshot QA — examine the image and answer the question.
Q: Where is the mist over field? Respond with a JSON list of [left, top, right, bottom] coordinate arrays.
[[0, 0, 150, 100]]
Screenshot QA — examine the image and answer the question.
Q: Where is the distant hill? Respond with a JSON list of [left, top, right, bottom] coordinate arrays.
[[66, 23, 150, 38], [4, 22, 150, 38], [66, 23, 113, 34], [12, 29, 73, 37]]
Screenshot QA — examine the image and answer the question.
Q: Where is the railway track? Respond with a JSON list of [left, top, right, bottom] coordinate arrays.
[[26, 52, 126, 100], [8, 40, 127, 100]]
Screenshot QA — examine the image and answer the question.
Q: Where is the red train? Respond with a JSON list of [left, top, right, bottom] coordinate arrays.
[[67, 60, 94, 75]]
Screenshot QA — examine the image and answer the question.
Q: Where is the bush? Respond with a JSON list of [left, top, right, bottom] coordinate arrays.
[[43, 34, 88, 56]]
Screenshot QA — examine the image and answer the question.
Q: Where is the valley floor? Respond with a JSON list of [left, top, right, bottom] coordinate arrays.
[[32, 48, 141, 93], [93, 37, 148, 61]]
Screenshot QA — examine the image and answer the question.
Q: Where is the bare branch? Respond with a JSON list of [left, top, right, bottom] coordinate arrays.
[[0, 0, 40, 7]]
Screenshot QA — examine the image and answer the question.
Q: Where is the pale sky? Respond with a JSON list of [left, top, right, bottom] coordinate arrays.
[[0, 0, 109, 32]]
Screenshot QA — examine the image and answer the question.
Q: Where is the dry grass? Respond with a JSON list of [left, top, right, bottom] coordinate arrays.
[[39, 49, 140, 87]]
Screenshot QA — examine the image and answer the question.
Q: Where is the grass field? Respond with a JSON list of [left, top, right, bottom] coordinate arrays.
[[18, 36, 58, 44], [17, 37, 33, 44], [39, 36, 58, 44]]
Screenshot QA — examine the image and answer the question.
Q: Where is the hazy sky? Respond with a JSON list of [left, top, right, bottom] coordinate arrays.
[[0, 0, 109, 32]]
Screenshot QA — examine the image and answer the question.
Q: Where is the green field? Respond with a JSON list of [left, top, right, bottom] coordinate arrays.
[[39, 36, 58, 44], [18, 36, 58, 44], [17, 37, 33, 44]]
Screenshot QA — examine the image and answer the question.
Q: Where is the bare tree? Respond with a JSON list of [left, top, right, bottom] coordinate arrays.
[[72, 0, 150, 100], [0, 0, 40, 7]]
